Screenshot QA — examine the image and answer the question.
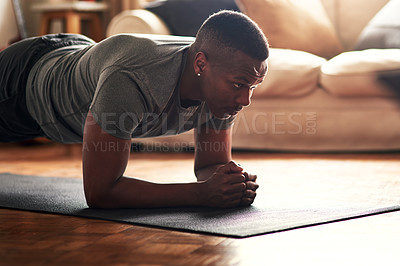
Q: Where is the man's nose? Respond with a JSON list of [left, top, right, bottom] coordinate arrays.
[[236, 88, 252, 107]]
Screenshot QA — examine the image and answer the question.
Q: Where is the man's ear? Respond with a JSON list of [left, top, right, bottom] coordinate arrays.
[[194, 52, 208, 75]]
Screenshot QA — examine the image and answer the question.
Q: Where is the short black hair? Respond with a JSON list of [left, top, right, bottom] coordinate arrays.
[[193, 10, 269, 61]]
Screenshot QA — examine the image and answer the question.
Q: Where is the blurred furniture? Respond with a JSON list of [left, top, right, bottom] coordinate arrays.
[[32, 1, 108, 41], [121, 0, 146, 10], [106, 0, 400, 152], [106, 9, 169, 36], [0, 0, 26, 49]]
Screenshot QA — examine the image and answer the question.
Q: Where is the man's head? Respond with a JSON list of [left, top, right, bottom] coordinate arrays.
[[190, 10, 269, 119]]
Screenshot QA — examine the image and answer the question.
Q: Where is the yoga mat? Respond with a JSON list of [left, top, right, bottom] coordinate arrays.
[[0, 172, 399, 238]]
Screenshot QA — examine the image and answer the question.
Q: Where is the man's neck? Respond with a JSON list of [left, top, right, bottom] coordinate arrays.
[[178, 47, 203, 107]]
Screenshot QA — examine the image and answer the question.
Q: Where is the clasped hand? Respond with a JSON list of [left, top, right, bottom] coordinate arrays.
[[200, 161, 259, 208]]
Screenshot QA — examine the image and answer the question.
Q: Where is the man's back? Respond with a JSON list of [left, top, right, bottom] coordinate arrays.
[[26, 34, 192, 143]]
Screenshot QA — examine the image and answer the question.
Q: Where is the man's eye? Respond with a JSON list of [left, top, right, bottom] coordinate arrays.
[[233, 83, 243, 89]]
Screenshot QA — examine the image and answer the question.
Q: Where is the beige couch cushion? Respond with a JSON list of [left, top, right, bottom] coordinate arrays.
[[255, 48, 326, 98], [106, 10, 171, 37], [320, 49, 400, 97], [235, 0, 343, 59]]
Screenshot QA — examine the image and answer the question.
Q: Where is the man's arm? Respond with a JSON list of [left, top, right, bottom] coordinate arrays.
[[194, 124, 259, 206], [82, 111, 245, 208], [194, 125, 233, 181]]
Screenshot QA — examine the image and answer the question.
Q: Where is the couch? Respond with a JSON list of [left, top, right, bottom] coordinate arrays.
[[106, 0, 400, 152]]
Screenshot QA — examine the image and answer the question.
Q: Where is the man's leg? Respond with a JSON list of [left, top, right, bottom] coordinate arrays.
[[0, 37, 46, 142], [0, 34, 96, 142]]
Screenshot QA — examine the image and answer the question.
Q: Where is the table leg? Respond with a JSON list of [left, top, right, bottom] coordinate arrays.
[[66, 11, 81, 34]]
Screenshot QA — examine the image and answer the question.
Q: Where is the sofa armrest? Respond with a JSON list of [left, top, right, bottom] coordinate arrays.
[[106, 9, 171, 37]]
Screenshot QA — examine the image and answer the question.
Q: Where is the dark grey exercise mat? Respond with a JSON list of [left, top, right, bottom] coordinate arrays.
[[0, 173, 399, 238]]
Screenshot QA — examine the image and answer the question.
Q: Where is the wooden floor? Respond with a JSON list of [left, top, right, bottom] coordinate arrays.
[[1, 142, 400, 265]]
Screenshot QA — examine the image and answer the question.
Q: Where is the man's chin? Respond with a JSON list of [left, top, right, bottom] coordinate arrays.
[[213, 112, 232, 120]]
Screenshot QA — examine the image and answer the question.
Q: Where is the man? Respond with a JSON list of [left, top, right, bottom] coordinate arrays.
[[0, 11, 269, 208]]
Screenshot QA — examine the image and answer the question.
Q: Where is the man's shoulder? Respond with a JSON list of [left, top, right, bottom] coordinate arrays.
[[94, 34, 192, 68], [102, 34, 194, 50], [94, 34, 193, 113]]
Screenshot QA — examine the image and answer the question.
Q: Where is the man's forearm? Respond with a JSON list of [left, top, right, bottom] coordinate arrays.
[[86, 175, 204, 209], [195, 164, 225, 181]]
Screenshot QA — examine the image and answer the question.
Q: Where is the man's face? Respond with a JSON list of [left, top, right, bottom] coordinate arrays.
[[201, 50, 267, 119]]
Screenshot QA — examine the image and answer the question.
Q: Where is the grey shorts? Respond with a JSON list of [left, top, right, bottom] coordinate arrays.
[[0, 34, 94, 142]]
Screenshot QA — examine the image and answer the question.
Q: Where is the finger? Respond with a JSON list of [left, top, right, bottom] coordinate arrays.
[[225, 191, 244, 202], [245, 181, 259, 191], [240, 197, 255, 206], [244, 172, 257, 181], [243, 189, 256, 198], [222, 161, 243, 174], [224, 182, 246, 194], [226, 173, 245, 184]]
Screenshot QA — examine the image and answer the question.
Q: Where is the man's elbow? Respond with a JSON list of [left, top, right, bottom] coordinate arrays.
[[84, 185, 113, 209], [85, 194, 103, 209]]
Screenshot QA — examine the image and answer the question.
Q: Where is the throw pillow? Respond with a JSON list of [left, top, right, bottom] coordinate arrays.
[[320, 49, 400, 97], [145, 0, 239, 36], [355, 0, 400, 50], [235, 0, 343, 59], [256, 48, 326, 98]]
